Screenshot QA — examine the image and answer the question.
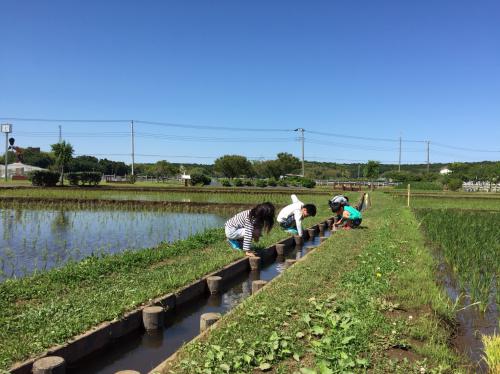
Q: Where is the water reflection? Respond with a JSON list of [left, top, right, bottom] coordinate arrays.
[[0, 208, 228, 280]]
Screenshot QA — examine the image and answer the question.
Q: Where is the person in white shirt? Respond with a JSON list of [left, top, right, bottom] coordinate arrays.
[[277, 194, 316, 236]]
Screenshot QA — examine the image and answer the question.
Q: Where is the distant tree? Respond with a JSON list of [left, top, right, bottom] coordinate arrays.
[[51, 141, 74, 185], [447, 178, 463, 191], [23, 148, 54, 169], [214, 155, 254, 178], [98, 159, 130, 176], [252, 153, 301, 179], [69, 155, 101, 172], [363, 160, 380, 179], [190, 167, 211, 186], [275, 152, 301, 175], [0, 152, 16, 165], [253, 160, 282, 179], [153, 160, 176, 181]]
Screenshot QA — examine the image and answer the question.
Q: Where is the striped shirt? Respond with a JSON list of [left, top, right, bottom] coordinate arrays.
[[225, 210, 255, 251]]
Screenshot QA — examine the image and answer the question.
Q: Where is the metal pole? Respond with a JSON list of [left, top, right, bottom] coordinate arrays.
[[131, 120, 135, 176], [398, 136, 401, 172], [59, 125, 62, 143], [4, 132, 8, 182], [426, 141, 430, 173], [294, 128, 305, 177], [301, 129, 305, 177]]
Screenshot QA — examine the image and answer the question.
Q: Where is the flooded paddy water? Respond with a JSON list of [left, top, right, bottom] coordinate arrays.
[[0, 206, 229, 280]]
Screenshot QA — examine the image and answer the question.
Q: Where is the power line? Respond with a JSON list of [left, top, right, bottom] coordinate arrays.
[[307, 129, 400, 142], [75, 153, 276, 160], [15, 130, 295, 143], [432, 142, 500, 153], [0, 117, 292, 132], [306, 139, 398, 152], [0, 117, 128, 123], [135, 120, 292, 133]]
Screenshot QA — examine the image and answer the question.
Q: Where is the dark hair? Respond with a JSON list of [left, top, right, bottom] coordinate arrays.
[[250, 202, 275, 236], [303, 204, 317, 216]]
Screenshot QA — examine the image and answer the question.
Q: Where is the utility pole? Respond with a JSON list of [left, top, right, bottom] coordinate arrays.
[[58, 125, 62, 143], [398, 136, 402, 172], [426, 141, 430, 173], [357, 164, 361, 179], [1, 123, 13, 182], [295, 128, 305, 177], [131, 120, 135, 176]]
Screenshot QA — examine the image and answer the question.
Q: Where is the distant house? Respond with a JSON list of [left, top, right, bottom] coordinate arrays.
[[439, 168, 452, 175], [0, 162, 47, 179]]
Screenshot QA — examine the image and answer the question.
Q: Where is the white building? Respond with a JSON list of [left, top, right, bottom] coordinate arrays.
[[0, 162, 47, 178], [439, 168, 452, 175]]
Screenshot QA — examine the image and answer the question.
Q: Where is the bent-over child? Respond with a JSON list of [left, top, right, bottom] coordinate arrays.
[[225, 202, 275, 256], [277, 194, 316, 236], [333, 204, 362, 230], [328, 195, 349, 223]]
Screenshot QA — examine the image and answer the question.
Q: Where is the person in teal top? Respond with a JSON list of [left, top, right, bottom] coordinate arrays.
[[333, 205, 362, 229]]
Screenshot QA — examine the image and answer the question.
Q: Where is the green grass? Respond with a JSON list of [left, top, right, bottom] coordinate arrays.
[[415, 208, 500, 311], [0, 199, 336, 370], [160, 193, 462, 373], [0, 188, 331, 205], [388, 193, 500, 210], [394, 182, 443, 190]]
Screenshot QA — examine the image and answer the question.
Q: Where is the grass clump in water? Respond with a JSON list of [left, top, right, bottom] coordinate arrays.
[[482, 331, 500, 374]]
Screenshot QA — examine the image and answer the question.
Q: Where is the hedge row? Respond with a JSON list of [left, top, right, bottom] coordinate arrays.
[[220, 177, 316, 188], [28, 171, 60, 187], [66, 172, 102, 186]]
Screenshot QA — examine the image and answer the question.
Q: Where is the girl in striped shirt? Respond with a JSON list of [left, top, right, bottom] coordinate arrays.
[[225, 202, 275, 256]]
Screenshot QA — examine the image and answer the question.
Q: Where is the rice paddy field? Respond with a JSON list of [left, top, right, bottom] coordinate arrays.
[[388, 190, 500, 371], [0, 187, 329, 204], [1, 186, 499, 372], [0, 206, 229, 280]]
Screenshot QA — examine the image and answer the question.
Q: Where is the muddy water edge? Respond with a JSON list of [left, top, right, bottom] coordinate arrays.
[[435, 250, 498, 373]]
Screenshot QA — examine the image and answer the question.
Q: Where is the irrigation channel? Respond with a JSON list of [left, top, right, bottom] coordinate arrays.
[[67, 229, 332, 374], [0, 206, 229, 280]]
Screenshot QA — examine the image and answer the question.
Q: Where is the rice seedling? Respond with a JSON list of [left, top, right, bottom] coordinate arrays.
[[415, 208, 500, 312], [482, 330, 500, 373], [0, 188, 328, 205]]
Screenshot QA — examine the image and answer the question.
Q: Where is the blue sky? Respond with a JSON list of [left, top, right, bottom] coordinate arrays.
[[1, 0, 499, 165]]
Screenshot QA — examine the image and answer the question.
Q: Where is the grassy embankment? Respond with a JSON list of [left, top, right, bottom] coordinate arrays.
[[161, 192, 463, 373], [0, 192, 336, 371]]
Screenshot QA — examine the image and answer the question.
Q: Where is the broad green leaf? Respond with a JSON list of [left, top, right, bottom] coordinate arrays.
[[300, 368, 317, 374], [341, 336, 355, 345], [259, 362, 272, 371], [311, 325, 324, 336]]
